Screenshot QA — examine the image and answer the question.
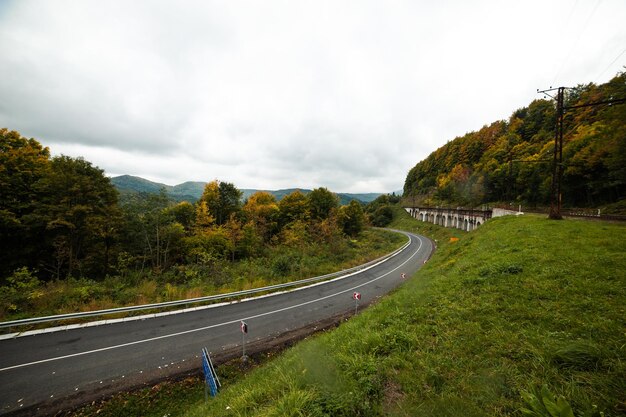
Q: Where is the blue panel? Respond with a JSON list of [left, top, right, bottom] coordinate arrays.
[[202, 350, 218, 397]]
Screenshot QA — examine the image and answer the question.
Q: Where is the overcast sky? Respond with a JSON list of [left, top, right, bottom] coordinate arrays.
[[1, 1, 625, 193]]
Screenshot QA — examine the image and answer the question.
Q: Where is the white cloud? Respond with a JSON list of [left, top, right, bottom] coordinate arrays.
[[1, 0, 625, 193]]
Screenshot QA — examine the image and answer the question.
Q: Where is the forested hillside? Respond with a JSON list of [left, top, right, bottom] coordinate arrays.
[[0, 129, 368, 294], [404, 72, 626, 209]]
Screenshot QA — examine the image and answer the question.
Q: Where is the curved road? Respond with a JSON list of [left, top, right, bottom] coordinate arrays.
[[0, 230, 432, 415]]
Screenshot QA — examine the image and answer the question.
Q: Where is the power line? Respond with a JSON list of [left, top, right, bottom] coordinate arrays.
[[565, 97, 626, 110], [537, 84, 626, 220], [552, 0, 602, 86], [595, 48, 626, 82], [563, 0, 580, 32]]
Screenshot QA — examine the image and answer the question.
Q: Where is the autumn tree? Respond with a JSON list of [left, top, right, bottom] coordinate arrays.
[[199, 180, 242, 225], [278, 190, 309, 227], [194, 200, 215, 233], [243, 191, 280, 242], [0, 129, 51, 279], [338, 200, 366, 236], [224, 214, 243, 261], [307, 187, 339, 220], [200, 180, 220, 219]]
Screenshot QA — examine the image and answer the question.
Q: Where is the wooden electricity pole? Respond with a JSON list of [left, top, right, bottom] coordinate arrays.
[[538, 86, 566, 220], [537, 85, 625, 219]]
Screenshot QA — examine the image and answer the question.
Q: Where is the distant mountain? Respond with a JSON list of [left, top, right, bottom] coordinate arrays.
[[170, 181, 207, 201], [111, 175, 168, 194], [342, 193, 385, 203], [110, 175, 382, 204], [240, 189, 382, 205]]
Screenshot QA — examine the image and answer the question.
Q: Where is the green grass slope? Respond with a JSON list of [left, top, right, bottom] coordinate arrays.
[[187, 210, 625, 416]]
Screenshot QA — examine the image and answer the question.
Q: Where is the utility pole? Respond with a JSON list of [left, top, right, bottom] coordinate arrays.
[[537, 86, 626, 219], [538, 87, 566, 220]]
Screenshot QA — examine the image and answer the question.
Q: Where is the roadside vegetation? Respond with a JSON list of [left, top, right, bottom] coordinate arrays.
[[0, 228, 403, 322], [66, 207, 625, 416], [3, 129, 411, 322]]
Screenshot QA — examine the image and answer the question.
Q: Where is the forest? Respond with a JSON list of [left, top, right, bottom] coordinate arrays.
[[404, 72, 626, 210], [1, 130, 397, 318]]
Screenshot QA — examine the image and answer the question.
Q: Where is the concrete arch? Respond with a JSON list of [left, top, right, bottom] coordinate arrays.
[[403, 207, 492, 231]]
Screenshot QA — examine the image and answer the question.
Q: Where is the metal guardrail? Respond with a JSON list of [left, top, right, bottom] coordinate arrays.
[[0, 234, 411, 329]]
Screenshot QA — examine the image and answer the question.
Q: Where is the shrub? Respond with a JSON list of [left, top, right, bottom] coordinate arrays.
[[371, 205, 394, 227], [0, 267, 42, 314]]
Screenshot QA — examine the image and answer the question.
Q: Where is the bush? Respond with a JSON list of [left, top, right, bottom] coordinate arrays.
[[371, 205, 394, 227], [272, 252, 299, 277], [0, 267, 42, 314]]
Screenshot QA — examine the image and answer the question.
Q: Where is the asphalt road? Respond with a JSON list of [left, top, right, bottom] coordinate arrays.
[[0, 230, 432, 415]]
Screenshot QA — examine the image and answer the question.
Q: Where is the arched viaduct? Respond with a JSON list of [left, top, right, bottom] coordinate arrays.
[[404, 207, 520, 231]]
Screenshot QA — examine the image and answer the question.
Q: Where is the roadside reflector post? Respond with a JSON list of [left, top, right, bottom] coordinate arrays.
[[352, 292, 361, 314], [401, 272, 406, 279], [240, 320, 248, 361]]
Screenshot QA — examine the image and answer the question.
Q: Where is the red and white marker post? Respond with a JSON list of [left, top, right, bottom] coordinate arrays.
[[240, 320, 248, 360], [352, 292, 361, 314], [401, 272, 406, 279]]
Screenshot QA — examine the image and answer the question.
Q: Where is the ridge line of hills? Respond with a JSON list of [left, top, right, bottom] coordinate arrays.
[[110, 174, 385, 205]]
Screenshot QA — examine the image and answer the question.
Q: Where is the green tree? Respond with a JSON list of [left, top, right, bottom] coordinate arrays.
[[243, 192, 280, 242], [35, 155, 119, 279], [338, 200, 365, 236], [371, 205, 393, 227], [0, 129, 51, 279], [307, 187, 339, 220], [238, 221, 262, 258], [167, 201, 196, 234], [199, 180, 242, 225], [278, 190, 309, 227], [183, 226, 232, 261], [128, 190, 178, 272], [217, 181, 243, 225]]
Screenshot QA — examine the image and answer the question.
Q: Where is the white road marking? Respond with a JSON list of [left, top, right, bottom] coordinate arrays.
[[0, 235, 424, 373]]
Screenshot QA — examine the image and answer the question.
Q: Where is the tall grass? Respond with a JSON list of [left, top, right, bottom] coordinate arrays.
[[185, 209, 626, 416], [64, 209, 625, 416]]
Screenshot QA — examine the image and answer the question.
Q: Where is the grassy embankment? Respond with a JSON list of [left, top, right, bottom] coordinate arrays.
[[69, 209, 625, 416], [1, 229, 404, 323]]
